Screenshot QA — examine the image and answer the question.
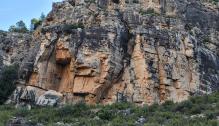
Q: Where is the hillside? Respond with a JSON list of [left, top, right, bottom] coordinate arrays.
[[1, 92, 219, 126]]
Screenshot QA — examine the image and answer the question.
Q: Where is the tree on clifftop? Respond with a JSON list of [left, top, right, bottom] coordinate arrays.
[[8, 20, 29, 33], [30, 13, 46, 31]]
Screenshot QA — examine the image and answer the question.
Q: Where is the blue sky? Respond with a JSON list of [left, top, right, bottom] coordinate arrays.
[[0, 0, 63, 31]]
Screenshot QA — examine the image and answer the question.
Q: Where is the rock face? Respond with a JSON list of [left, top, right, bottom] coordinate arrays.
[[2, 0, 219, 105], [0, 31, 32, 72], [0, 30, 39, 82]]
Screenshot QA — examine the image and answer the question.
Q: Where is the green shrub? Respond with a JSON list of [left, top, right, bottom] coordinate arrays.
[[148, 103, 159, 112], [15, 108, 29, 117], [0, 65, 18, 104], [98, 109, 115, 120], [30, 13, 46, 31], [107, 102, 133, 110], [190, 104, 203, 114], [57, 102, 89, 117], [0, 105, 16, 126], [174, 100, 193, 113], [27, 107, 57, 124], [161, 100, 175, 111], [205, 110, 219, 119], [30, 18, 42, 31], [111, 116, 135, 126]]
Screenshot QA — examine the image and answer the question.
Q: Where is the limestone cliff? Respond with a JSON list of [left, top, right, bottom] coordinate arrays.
[[0, 31, 35, 78], [3, 0, 219, 105]]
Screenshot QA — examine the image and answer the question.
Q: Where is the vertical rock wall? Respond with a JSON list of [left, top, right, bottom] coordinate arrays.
[[6, 0, 219, 105]]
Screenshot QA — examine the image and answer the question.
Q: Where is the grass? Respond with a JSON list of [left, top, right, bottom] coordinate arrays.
[[0, 105, 16, 126], [0, 92, 218, 126]]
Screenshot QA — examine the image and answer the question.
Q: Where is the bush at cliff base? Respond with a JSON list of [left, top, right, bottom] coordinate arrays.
[[0, 65, 18, 104]]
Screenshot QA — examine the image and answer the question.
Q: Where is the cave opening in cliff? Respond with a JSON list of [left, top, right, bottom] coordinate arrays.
[[112, 0, 119, 4]]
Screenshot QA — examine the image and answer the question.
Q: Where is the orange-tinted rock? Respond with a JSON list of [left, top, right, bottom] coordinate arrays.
[[56, 42, 71, 65], [12, 0, 218, 106]]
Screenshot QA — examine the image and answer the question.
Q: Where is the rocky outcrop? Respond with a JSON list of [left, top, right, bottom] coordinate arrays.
[[0, 31, 32, 72], [0, 30, 40, 83], [9, 86, 62, 106], [3, 0, 219, 105]]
